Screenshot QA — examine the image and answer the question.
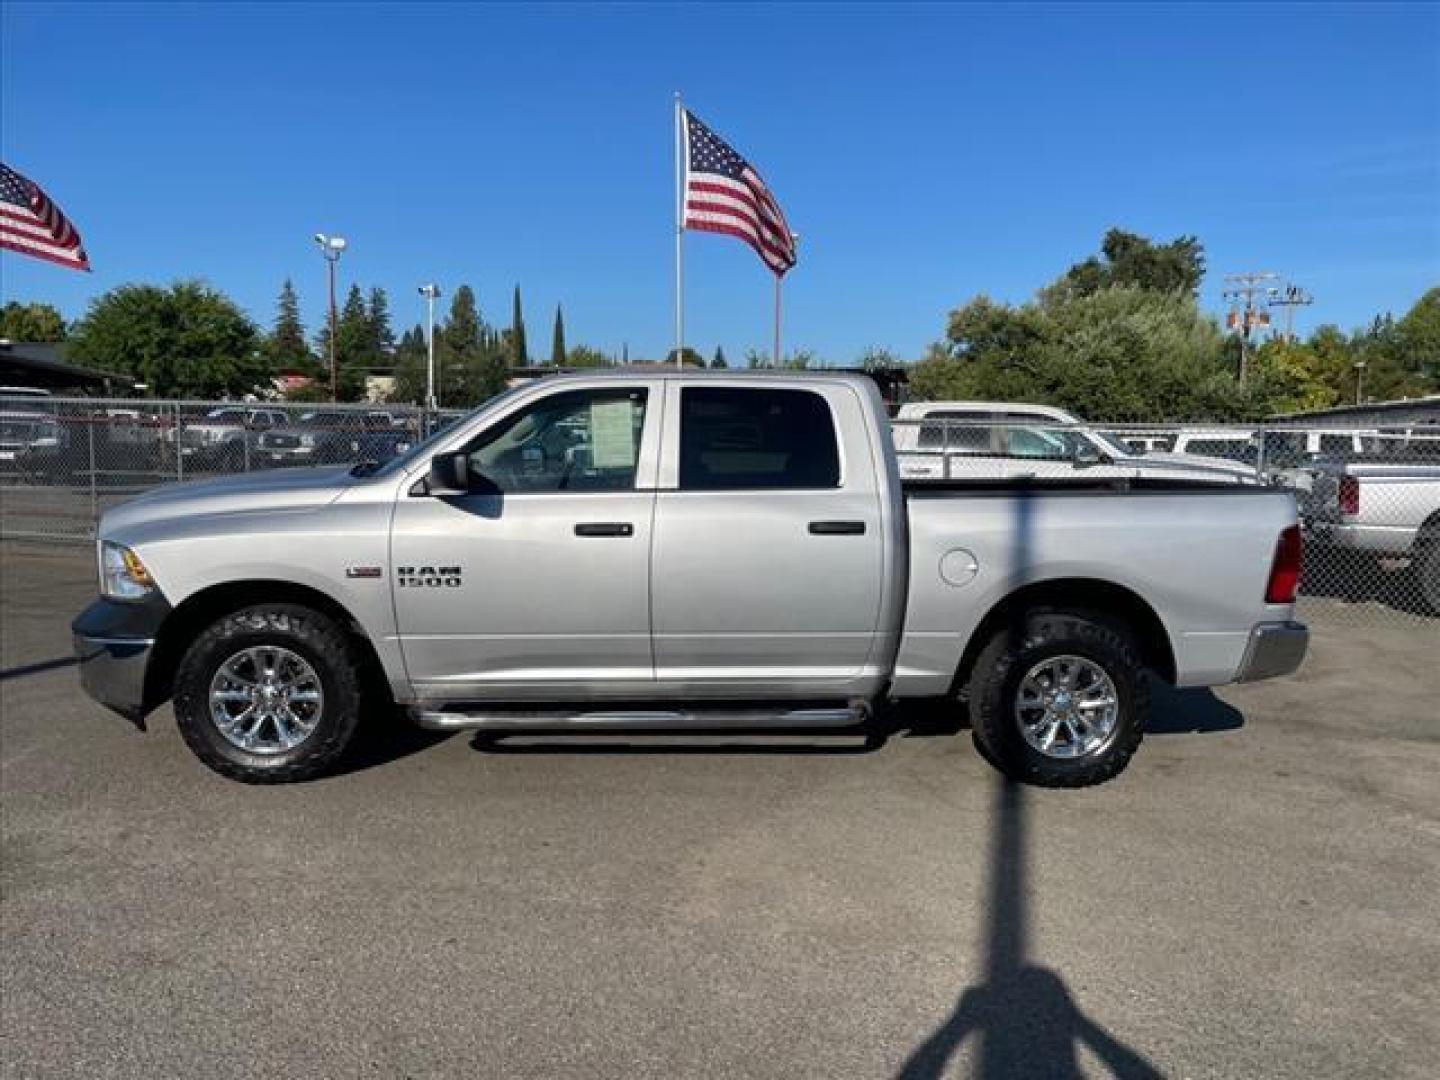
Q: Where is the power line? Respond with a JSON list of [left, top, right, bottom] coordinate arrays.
[[1267, 283, 1314, 344], [1222, 271, 1278, 385]]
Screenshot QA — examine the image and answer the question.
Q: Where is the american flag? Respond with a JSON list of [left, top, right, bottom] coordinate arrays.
[[0, 163, 90, 272], [683, 110, 796, 277]]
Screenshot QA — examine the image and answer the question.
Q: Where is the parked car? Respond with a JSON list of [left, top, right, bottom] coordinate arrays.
[[0, 387, 68, 478], [1257, 429, 1378, 491], [170, 406, 288, 469], [255, 410, 411, 467], [1169, 429, 1259, 467], [893, 402, 1255, 483], [1303, 458, 1440, 612], [75, 372, 1308, 787], [1102, 431, 1176, 455]]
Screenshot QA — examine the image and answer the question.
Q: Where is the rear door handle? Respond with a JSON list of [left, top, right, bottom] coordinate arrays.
[[808, 520, 866, 536], [574, 522, 634, 538]]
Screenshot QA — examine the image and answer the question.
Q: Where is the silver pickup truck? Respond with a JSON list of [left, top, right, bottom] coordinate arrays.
[[73, 372, 1308, 788], [1304, 458, 1440, 612]]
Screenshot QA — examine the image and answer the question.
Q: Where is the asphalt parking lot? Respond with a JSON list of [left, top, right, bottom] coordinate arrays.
[[2, 542, 1437, 1079]]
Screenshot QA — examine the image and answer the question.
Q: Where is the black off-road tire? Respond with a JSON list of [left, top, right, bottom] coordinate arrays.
[[173, 604, 364, 783], [969, 609, 1148, 788]]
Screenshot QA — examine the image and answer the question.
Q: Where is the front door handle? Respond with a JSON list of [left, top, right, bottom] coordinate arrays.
[[574, 522, 635, 538], [808, 520, 866, 536]]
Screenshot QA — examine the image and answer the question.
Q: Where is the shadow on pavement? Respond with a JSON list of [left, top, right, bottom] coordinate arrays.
[[896, 780, 1162, 1079], [331, 711, 455, 776], [1300, 550, 1435, 618], [0, 656, 79, 682], [1145, 681, 1244, 736]]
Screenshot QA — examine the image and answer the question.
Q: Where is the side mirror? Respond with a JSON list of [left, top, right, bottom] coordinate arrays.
[[1072, 443, 1105, 468], [427, 452, 471, 494]]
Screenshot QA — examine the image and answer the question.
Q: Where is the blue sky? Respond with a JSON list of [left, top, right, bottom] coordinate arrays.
[[2, 2, 1437, 363]]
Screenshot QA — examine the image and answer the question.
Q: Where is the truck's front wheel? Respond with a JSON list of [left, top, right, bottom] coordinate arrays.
[[173, 604, 364, 783], [969, 610, 1147, 788]]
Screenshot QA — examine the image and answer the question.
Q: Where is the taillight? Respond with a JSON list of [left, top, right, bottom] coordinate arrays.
[[1265, 525, 1303, 605], [1338, 475, 1360, 516]]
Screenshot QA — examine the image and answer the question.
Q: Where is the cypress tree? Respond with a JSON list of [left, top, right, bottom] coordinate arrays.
[[712, 345, 728, 369], [551, 305, 567, 366], [511, 286, 528, 366]]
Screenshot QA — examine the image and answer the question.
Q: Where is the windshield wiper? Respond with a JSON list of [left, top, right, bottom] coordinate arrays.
[[349, 458, 381, 477]]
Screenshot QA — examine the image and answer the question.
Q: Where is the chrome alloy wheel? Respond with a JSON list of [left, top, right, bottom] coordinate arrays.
[[1015, 654, 1120, 760], [208, 646, 324, 755]]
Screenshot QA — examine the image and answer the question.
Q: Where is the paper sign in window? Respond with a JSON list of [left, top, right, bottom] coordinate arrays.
[[589, 400, 638, 469]]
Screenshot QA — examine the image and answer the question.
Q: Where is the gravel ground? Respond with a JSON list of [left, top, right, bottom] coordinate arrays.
[[2, 542, 1437, 1079]]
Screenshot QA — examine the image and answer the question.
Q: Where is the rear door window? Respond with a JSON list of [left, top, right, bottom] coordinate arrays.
[[679, 388, 840, 490]]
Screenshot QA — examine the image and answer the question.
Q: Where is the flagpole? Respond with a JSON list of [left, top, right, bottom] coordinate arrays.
[[674, 92, 685, 367], [773, 275, 782, 368]]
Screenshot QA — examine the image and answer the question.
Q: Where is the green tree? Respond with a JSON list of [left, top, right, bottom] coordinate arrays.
[[266, 279, 310, 369], [1396, 287, 1440, 385], [1046, 228, 1206, 301], [390, 324, 430, 403], [510, 286, 529, 366], [0, 301, 67, 341], [551, 305, 567, 365], [442, 285, 482, 356], [859, 346, 898, 371], [429, 285, 507, 407], [666, 346, 704, 367], [744, 348, 814, 369], [367, 287, 395, 358], [67, 281, 264, 398], [916, 286, 1248, 421], [567, 344, 609, 368], [712, 345, 728, 369]]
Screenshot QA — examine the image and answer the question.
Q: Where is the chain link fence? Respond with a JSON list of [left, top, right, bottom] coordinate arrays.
[[0, 395, 460, 543], [4, 393, 1437, 625], [891, 412, 1440, 625]]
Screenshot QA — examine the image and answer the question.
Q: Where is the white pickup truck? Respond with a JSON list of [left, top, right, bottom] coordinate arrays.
[[1304, 456, 1440, 612], [74, 372, 1308, 788], [892, 401, 1256, 483]]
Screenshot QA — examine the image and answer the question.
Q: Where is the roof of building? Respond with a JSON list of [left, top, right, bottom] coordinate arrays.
[[0, 340, 133, 391], [1269, 395, 1440, 426]]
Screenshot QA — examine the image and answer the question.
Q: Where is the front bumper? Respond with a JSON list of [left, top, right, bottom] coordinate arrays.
[[72, 594, 171, 724], [1235, 621, 1309, 683]]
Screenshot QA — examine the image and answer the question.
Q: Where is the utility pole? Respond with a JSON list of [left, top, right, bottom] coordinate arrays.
[[1222, 272, 1278, 385], [1268, 283, 1314, 344], [418, 284, 441, 412], [313, 233, 348, 401]]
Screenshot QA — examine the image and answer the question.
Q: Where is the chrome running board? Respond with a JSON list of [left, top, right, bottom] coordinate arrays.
[[411, 703, 868, 733]]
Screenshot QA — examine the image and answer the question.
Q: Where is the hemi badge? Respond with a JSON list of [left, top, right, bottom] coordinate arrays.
[[345, 566, 384, 579]]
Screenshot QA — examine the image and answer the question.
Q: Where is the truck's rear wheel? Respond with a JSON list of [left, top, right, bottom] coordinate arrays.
[[969, 610, 1147, 788], [173, 604, 363, 783]]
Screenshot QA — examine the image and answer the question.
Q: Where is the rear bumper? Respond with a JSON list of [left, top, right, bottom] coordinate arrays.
[[72, 594, 171, 724], [1236, 621, 1309, 683]]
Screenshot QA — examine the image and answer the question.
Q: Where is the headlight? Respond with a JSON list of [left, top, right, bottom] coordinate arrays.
[[99, 541, 155, 601]]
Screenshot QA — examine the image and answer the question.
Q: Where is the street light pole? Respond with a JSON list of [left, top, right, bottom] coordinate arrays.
[[313, 233, 348, 402], [1355, 360, 1367, 405], [419, 284, 441, 413]]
